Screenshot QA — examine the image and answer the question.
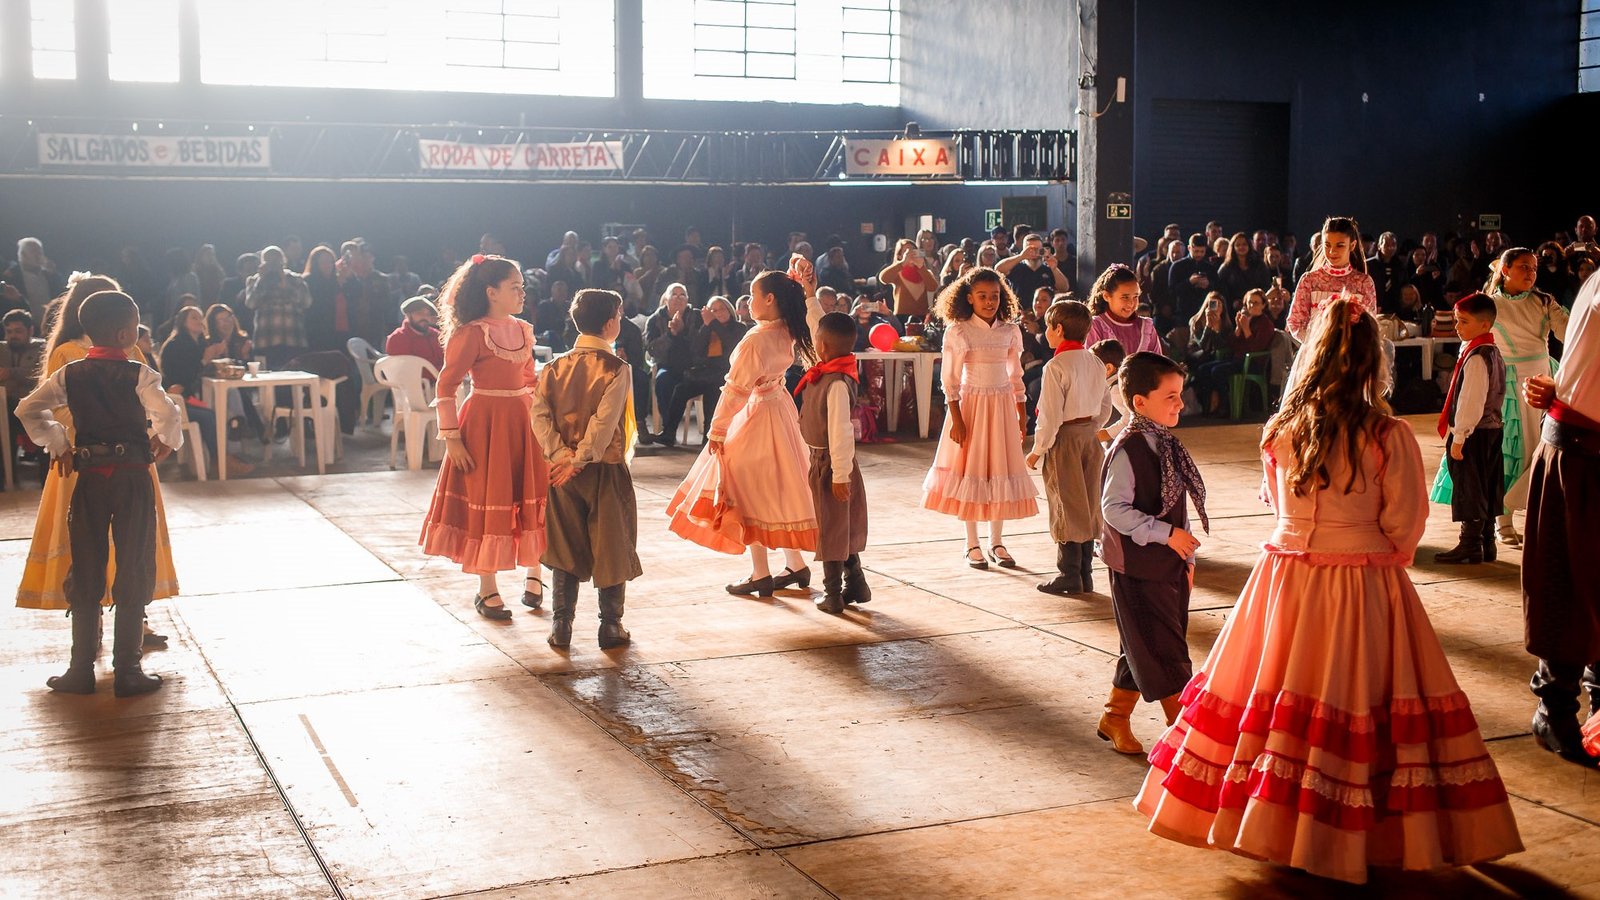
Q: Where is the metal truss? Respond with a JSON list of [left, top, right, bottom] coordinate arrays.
[[0, 116, 1074, 184]]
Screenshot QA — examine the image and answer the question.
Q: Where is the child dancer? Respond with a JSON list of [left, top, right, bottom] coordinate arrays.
[[1287, 216, 1377, 342], [666, 260, 824, 595], [1483, 246, 1568, 546], [1097, 352, 1206, 754], [1432, 293, 1505, 564], [1091, 339, 1128, 444], [1027, 300, 1111, 595], [17, 291, 182, 696], [922, 267, 1038, 568], [1084, 265, 1163, 354], [1522, 271, 1597, 766], [16, 275, 179, 651], [796, 312, 870, 613], [1137, 299, 1522, 884], [419, 255, 549, 620], [530, 290, 642, 649]]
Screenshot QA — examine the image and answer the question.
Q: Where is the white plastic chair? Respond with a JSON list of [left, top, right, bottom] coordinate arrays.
[[373, 355, 440, 470], [346, 337, 392, 426], [679, 396, 704, 446], [173, 400, 207, 481], [263, 377, 343, 469]]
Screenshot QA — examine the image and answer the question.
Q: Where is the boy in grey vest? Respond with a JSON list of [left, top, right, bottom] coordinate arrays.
[[795, 313, 869, 613], [1434, 292, 1506, 565]]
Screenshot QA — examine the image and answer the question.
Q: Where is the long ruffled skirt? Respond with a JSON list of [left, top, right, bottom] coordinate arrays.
[[15, 466, 180, 609], [1135, 552, 1522, 884], [922, 386, 1038, 522], [418, 394, 548, 574], [666, 382, 818, 554]]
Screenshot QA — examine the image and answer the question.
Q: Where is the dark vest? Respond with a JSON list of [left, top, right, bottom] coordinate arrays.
[[798, 372, 858, 448], [1099, 434, 1188, 582], [1448, 343, 1507, 432], [63, 358, 150, 454]]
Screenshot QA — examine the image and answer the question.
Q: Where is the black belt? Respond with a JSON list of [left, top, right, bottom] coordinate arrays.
[[73, 442, 154, 466], [1544, 417, 1600, 458]]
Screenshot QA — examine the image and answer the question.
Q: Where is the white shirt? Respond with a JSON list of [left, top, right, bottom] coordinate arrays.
[[804, 379, 856, 484], [1450, 354, 1489, 443], [1556, 271, 1600, 422], [1031, 348, 1113, 455], [1103, 374, 1130, 444], [17, 359, 183, 457]]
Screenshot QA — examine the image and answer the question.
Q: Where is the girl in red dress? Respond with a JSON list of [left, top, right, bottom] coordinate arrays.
[[419, 255, 549, 620]]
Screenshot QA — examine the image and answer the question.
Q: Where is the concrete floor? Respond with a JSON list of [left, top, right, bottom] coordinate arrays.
[[1, 417, 1596, 899]]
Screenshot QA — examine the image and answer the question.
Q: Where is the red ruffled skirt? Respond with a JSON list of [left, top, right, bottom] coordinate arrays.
[[1135, 552, 1522, 884], [419, 394, 548, 574]]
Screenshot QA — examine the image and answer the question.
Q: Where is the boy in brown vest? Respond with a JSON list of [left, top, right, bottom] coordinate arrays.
[[795, 312, 869, 614], [16, 291, 182, 696], [531, 289, 643, 649], [1096, 352, 1208, 755]]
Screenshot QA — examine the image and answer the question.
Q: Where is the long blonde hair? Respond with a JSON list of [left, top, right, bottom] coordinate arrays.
[[1262, 298, 1391, 495]]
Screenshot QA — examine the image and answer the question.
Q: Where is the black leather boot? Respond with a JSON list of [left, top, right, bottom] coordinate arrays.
[[597, 583, 631, 649], [547, 570, 579, 649], [817, 561, 846, 614], [769, 566, 812, 592], [1434, 520, 1484, 564], [47, 608, 100, 695], [1531, 662, 1599, 767], [1481, 526, 1497, 563], [842, 554, 872, 605], [1037, 543, 1082, 595], [1079, 541, 1096, 593], [111, 601, 162, 698]]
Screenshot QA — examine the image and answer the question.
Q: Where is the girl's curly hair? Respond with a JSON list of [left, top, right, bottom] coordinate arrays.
[[934, 266, 1019, 322]]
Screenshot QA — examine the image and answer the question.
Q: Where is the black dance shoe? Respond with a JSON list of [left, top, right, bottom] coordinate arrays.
[[726, 575, 775, 596]]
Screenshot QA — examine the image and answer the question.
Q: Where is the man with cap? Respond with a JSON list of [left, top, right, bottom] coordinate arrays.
[[385, 296, 444, 381]]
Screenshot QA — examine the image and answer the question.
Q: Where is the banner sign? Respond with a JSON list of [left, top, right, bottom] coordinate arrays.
[[843, 138, 958, 177], [37, 133, 270, 169], [417, 138, 625, 173]]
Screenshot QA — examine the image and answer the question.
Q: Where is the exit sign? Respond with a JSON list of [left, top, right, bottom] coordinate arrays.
[[1478, 213, 1502, 231], [1106, 203, 1132, 220], [984, 209, 1002, 231]]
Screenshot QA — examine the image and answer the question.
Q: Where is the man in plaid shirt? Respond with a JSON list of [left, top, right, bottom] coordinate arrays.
[[244, 245, 312, 369]]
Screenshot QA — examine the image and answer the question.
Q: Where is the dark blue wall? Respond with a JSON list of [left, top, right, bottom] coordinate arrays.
[[1132, 0, 1580, 243]]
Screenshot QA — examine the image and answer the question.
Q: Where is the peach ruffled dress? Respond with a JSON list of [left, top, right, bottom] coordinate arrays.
[[1135, 418, 1522, 884]]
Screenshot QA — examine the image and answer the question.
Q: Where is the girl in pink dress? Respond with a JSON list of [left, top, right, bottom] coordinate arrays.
[[1085, 264, 1163, 354], [666, 262, 825, 596], [923, 267, 1039, 568], [419, 255, 550, 620], [1135, 298, 1522, 885], [1288, 216, 1378, 342]]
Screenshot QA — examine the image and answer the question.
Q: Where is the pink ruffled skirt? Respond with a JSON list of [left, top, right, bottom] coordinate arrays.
[[922, 386, 1038, 522], [1135, 551, 1522, 884], [667, 382, 818, 554]]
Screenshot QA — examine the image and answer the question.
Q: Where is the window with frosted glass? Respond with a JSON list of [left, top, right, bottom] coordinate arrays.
[[196, 0, 613, 96], [644, 0, 899, 104], [1583, 0, 1599, 92], [109, 0, 181, 82], [30, 0, 75, 80]]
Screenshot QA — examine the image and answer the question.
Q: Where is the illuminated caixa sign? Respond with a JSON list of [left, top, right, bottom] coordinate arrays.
[[843, 138, 959, 177]]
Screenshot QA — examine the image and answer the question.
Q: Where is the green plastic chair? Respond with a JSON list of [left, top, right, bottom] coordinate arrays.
[[1230, 352, 1272, 420]]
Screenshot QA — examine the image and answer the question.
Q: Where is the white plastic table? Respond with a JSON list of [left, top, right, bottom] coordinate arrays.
[[856, 350, 939, 439], [203, 371, 322, 480], [1393, 335, 1462, 380]]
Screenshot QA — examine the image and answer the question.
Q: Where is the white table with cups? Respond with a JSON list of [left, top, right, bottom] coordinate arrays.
[[203, 365, 325, 480]]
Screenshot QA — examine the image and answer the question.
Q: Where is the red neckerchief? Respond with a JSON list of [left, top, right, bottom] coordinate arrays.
[[1437, 333, 1496, 438], [1552, 400, 1600, 433], [793, 354, 859, 397], [85, 347, 128, 361], [1054, 340, 1085, 354]]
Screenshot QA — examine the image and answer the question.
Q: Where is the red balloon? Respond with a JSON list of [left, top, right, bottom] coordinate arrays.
[[869, 322, 898, 352]]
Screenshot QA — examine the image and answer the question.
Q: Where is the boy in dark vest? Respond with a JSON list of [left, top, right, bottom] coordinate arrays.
[[1435, 292, 1506, 564], [530, 289, 643, 650], [1096, 352, 1208, 755], [796, 312, 869, 614], [16, 291, 182, 696]]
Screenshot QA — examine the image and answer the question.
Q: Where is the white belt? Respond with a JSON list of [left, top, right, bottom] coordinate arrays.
[[472, 387, 532, 397]]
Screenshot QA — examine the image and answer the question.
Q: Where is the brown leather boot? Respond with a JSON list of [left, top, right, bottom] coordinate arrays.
[[1159, 694, 1183, 726], [1095, 687, 1145, 755]]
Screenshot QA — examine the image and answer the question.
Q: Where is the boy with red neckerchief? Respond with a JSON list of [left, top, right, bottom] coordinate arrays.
[[796, 312, 870, 613], [1028, 299, 1113, 595], [16, 291, 182, 697], [1432, 292, 1505, 565]]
